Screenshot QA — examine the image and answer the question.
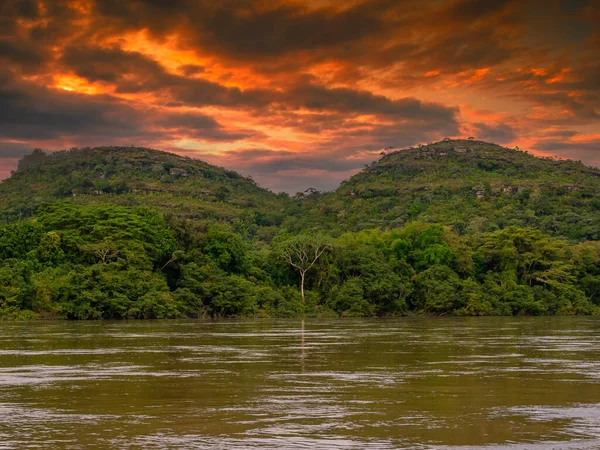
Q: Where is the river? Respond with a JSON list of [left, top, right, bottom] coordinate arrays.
[[1, 318, 600, 449]]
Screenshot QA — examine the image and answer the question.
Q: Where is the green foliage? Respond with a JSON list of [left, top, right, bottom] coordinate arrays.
[[0, 146, 289, 229], [294, 140, 600, 239], [413, 265, 462, 314], [35, 203, 177, 267], [205, 273, 258, 317], [1, 141, 600, 319], [203, 226, 248, 273], [0, 221, 45, 259], [329, 278, 375, 317]]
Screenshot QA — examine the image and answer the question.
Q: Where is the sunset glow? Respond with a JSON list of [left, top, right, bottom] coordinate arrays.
[[0, 0, 598, 192]]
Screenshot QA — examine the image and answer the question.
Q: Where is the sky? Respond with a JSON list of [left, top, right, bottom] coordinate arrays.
[[0, 0, 598, 193]]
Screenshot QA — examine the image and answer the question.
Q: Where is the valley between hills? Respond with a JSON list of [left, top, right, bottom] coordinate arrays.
[[2, 139, 600, 319]]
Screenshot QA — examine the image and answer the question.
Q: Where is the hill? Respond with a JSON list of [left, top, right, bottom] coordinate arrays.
[[293, 139, 600, 241], [0, 146, 291, 228], [2, 140, 600, 320]]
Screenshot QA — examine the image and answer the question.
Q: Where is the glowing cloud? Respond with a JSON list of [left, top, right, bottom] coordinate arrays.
[[0, 0, 597, 192]]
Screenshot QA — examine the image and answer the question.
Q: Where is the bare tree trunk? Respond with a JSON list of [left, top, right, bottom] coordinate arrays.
[[300, 270, 305, 305], [161, 256, 176, 270]]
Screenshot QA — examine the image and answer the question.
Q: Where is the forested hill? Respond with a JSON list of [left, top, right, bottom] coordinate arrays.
[[2, 140, 600, 320], [0, 146, 290, 226], [5, 141, 600, 241], [294, 139, 600, 240]]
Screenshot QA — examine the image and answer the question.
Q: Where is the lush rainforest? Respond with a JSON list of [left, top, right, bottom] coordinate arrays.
[[2, 140, 600, 319]]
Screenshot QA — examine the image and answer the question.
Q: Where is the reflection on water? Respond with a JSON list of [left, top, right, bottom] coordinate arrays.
[[1, 318, 600, 449]]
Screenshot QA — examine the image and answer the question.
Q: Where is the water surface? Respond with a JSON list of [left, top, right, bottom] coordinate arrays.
[[1, 318, 600, 449]]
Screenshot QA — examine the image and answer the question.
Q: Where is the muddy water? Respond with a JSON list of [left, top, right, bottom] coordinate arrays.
[[1, 318, 600, 449]]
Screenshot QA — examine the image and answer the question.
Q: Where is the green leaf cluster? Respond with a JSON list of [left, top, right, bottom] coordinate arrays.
[[2, 141, 600, 319]]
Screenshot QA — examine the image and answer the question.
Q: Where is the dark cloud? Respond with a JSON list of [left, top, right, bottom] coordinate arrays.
[[535, 139, 600, 153], [533, 139, 600, 166], [83, 0, 527, 76], [90, 0, 393, 59], [441, 0, 515, 21], [184, 1, 386, 58], [189, 147, 367, 192], [60, 45, 166, 84], [541, 129, 580, 139], [60, 44, 274, 108], [0, 0, 97, 75], [322, 123, 460, 154], [15, 0, 40, 18], [0, 0, 38, 28], [0, 71, 143, 141], [0, 142, 39, 158], [91, 0, 190, 36], [179, 64, 205, 76], [182, 107, 461, 192], [410, 30, 516, 71], [0, 69, 251, 145], [472, 123, 516, 143], [59, 44, 459, 128], [153, 112, 263, 142], [155, 112, 219, 130], [529, 93, 599, 122], [563, 64, 600, 93], [0, 0, 597, 193], [0, 39, 50, 72], [168, 80, 273, 109], [285, 79, 458, 123]]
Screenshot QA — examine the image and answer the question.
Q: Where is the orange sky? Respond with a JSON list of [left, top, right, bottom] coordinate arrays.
[[0, 0, 598, 192]]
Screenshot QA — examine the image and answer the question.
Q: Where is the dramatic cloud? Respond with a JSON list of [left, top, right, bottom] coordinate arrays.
[[0, 0, 597, 192], [471, 123, 516, 143], [533, 137, 600, 167]]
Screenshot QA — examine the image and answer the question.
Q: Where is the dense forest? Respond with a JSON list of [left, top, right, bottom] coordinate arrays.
[[2, 140, 600, 320]]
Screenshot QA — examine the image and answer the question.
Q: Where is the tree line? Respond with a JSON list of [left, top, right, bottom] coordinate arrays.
[[1, 202, 599, 320]]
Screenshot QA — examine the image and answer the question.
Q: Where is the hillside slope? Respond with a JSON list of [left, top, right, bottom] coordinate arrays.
[[2, 141, 600, 319], [294, 139, 600, 240], [0, 146, 291, 227]]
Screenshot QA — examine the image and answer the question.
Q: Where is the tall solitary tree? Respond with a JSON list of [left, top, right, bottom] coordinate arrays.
[[275, 234, 332, 304]]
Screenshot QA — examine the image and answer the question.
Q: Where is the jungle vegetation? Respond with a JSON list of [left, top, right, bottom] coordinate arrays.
[[2, 140, 600, 319]]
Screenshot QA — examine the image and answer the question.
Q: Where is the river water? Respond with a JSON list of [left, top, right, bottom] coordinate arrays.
[[1, 318, 600, 449]]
